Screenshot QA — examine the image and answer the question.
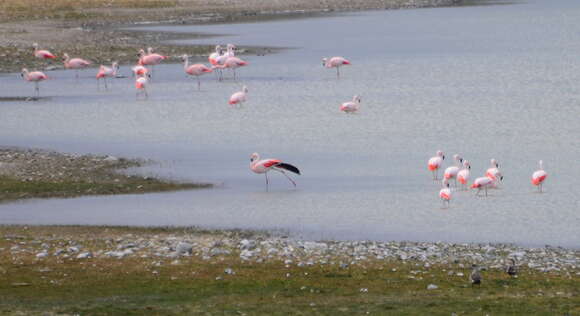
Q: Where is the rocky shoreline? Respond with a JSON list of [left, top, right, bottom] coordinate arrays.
[[0, 0, 463, 73], [4, 226, 578, 274]]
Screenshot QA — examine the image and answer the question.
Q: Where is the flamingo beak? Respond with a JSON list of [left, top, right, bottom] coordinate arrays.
[[442, 155, 446, 160], [459, 158, 463, 163]]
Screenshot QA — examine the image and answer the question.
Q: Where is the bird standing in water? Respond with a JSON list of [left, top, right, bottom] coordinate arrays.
[[250, 152, 301, 191]]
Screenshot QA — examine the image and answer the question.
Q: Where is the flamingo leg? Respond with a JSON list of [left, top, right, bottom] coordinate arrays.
[[485, 186, 488, 197], [265, 173, 269, 191], [277, 170, 297, 187], [197, 76, 201, 91], [34, 82, 39, 97], [104, 77, 108, 90], [336, 66, 340, 79], [97, 78, 100, 91]]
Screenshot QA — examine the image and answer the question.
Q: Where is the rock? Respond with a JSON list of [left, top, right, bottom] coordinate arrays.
[[240, 239, 256, 250], [76, 252, 92, 259], [427, 284, 438, 290], [103, 155, 119, 162], [175, 242, 193, 255], [224, 268, 235, 275]]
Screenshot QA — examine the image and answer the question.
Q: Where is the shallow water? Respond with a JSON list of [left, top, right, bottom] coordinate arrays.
[[0, 0, 579, 247]]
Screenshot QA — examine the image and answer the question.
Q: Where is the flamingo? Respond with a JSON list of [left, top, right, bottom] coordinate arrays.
[[532, 160, 548, 192], [444, 154, 464, 186], [96, 62, 118, 90], [486, 158, 503, 188], [428, 150, 445, 180], [135, 74, 148, 100], [457, 160, 471, 191], [340, 95, 361, 113], [32, 43, 56, 59], [250, 152, 301, 190], [208, 45, 223, 65], [471, 176, 493, 197], [21, 68, 48, 97], [132, 65, 149, 77], [138, 47, 166, 76], [322, 56, 351, 78], [439, 179, 452, 208], [229, 86, 248, 107], [181, 55, 212, 90], [209, 45, 224, 80], [213, 56, 248, 81], [224, 43, 236, 58], [62, 53, 91, 79]]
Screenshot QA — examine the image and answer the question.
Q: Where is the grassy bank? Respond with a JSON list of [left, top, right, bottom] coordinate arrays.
[[0, 148, 211, 203], [0, 226, 578, 315]]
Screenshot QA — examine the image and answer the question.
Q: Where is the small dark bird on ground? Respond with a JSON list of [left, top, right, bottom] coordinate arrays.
[[470, 264, 482, 285], [506, 258, 518, 277]]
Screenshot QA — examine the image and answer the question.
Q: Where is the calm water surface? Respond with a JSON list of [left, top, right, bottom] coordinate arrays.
[[0, 0, 579, 247]]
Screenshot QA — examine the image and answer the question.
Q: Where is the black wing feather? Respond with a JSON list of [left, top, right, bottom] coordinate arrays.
[[276, 162, 300, 175]]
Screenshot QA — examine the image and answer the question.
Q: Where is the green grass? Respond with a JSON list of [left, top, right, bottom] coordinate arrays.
[[0, 175, 210, 203], [0, 227, 578, 315]]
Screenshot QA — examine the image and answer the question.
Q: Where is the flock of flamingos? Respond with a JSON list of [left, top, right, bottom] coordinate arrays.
[[19, 43, 548, 203]]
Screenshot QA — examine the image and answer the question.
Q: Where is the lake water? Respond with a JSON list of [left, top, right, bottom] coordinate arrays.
[[0, 0, 579, 247]]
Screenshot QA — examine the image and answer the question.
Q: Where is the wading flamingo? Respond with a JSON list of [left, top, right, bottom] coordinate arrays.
[[340, 95, 361, 113], [471, 176, 493, 197], [213, 56, 248, 81], [32, 43, 56, 59], [444, 154, 464, 186], [229, 86, 248, 107], [96, 62, 118, 90], [138, 47, 166, 76], [135, 74, 148, 100], [181, 55, 212, 90], [322, 56, 350, 78], [62, 53, 91, 79], [457, 160, 471, 191], [21, 68, 48, 97], [439, 179, 452, 208], [486, 158, 503, 188], [208, 45, 223, 65], [132, 65, 149, 77], [250, 152, 301, 191], [428, 150, 445, 180], [532, 160, 548, 192]]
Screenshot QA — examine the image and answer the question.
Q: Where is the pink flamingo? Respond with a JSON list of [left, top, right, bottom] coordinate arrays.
[[21, 68, 48, 97], [444, 154, 463, 186], [135, 74, 149, 100], [250, 152, 301, 190], [439, 179, 452, 208], [486, 158, 503, 187], [457, 160, 471, 191], [208, 45, 223, 65], [214, 56, 248, 81], [132, 65, 149, 77], [340, 95, 361, 113], [138, 47, 167, 76], [224, 44, 236, 58], [32, 43, 56, 59], [531, 160, 548, 192], [471, 176, 493, 197], [62, 53, 91, 79], [181, 55, 212, 90], [229, 86, 248, 107], [96, 62, 118, 90], [322, 56, 351, 78], [428, 150, 445, 180]]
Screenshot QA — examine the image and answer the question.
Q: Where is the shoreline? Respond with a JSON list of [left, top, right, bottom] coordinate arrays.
[[0, 0, 463, 74], [0, 147, 211, 203], [0, 224, 577, 314]]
